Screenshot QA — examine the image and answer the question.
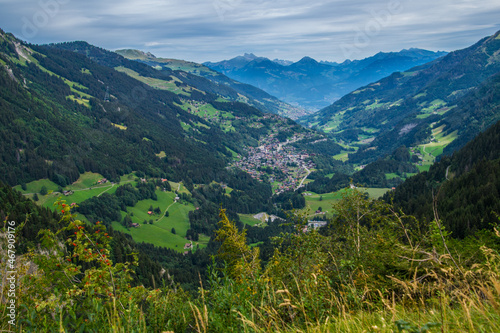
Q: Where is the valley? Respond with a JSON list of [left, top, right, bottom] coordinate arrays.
[[1, 0, 500, 329], [229, 131, 316, 194], [204, 50, 447, 111]]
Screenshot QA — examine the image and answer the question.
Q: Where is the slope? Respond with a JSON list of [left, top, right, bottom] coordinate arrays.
[[303, 30, 500, 165], [115, 49, 308, 119], [383, 119, 500, 239], [0, 32, 233, 187]]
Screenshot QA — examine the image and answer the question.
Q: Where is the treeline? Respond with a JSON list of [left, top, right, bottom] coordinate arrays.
[[76, 181, 160, 226]]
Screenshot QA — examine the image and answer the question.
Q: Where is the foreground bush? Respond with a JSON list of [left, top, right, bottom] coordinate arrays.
[[1, 191, 500, 332]]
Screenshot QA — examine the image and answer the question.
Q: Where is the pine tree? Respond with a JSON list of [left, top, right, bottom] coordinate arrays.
[[40, 185, 48, 195], [215, 209, 260, 282]]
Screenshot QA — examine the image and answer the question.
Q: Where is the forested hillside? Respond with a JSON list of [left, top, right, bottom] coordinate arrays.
[[302, 30, 500, 164], [384, 119, 500, 238], [0, 31, 227, 186]]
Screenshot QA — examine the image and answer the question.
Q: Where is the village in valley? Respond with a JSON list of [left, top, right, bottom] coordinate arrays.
[[176, 99, 319, 195], [229, 132, 316, 194]]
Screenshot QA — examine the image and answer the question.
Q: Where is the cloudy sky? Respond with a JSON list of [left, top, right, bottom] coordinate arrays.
[[0, 0, 499, 63]]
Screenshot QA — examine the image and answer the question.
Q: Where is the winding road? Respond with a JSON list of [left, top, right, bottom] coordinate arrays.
[[296, 166, 311, 190]]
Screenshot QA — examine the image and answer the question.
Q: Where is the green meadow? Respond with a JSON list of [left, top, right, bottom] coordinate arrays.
[[413, 124, 458, 171], [111, 190, 197, 251], [13, 172, 127, 209], [239, 213, 266, 226], [14, 173, 198, 251], [301, 187, 391, 217]]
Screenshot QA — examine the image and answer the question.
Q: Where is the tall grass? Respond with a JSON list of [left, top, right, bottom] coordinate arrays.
[[2, 202, 500, 332]]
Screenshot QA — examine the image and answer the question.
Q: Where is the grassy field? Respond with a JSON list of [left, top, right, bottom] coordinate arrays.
[[114, 66, 190, 96], [301, 190, 348, 217], [46, 184, 119, 209], [239, 214, 265, 226], [385, 172, 400, 180], [421, 125, 457, 157], [11, 173, 201, 250], [413, 124, 458, 171], [169, 181, 191, 195], [417, 164, 431, 172], [13, 178, 60, 194], [364, 187, 391, 198], [111, 190, 197, 251], [27, 174, 197, 251], [332, 151, 350, 161], [385, 172, 417, 180], [13, 173, 128, 209], [301, 187, 391, 217]]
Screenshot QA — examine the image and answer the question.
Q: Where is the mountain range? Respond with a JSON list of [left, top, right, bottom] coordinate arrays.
[[203, 49, 447, 110], [300, 30, 500, 165], [0, 30, 311, 192], [114, 49, 308, 119]]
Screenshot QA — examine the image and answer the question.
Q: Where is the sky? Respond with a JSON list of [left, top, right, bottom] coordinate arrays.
[[0, 0, 499, 63]]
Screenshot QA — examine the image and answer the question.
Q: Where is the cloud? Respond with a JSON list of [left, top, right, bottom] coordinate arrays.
[[0, 0, 498, 62]]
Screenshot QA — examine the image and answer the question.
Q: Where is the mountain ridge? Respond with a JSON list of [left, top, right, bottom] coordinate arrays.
[[115, 49, 309, 119], [301, 30, 500, 165], [203, 49, 447, 110]]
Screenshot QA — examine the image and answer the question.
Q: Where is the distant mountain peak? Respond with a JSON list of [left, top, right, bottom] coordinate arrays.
[[297, 56, 318, 64], [204, 47, 448, 110], [243, 53, 258, 60], [115, 49, 157, 60], [273, 58, 293, 66]]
